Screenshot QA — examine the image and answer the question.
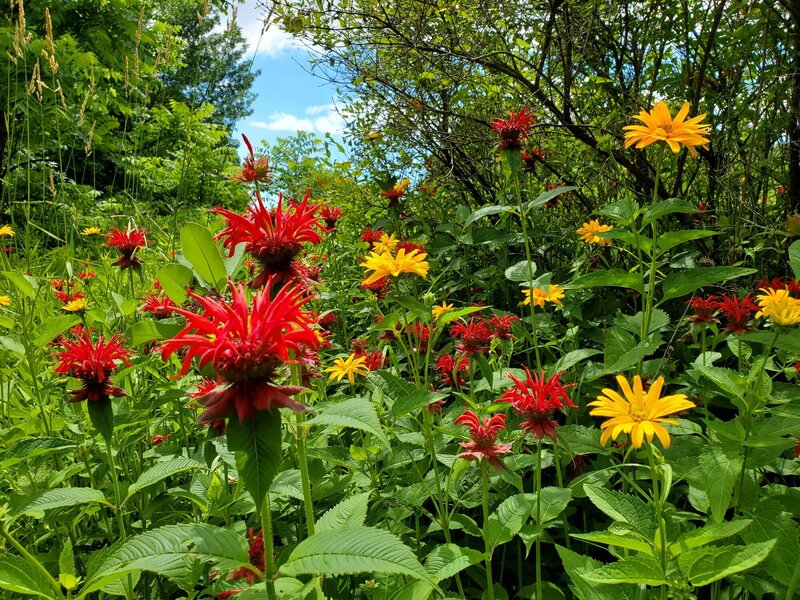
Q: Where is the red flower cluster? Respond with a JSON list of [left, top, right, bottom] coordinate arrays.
[[454, 410, 512, 470], [499, 368, 575, 441], [52, 329, 132, 403], [106, 227, 147, 270], [355, 349, 387, 371], [55, 289, 85, 304], [491, 108, 535, 151], [713, 293, 757, 334], [687, 296, 719, 324], [450, 318, 493, 356], [213, 191, 327, 287], [755, 277, 800, 296], [229, 528, 265, 584], [231, 135, 270, 184], [161, 278, 321, 423], [320, 205, 344, 229], [404, 322, 432, 353], [487, 314, 519, 340], [140, 292, 178, 319], [361, 277, 390, 299], [435, 353, 470, 388], [360, 228, 384, 248]]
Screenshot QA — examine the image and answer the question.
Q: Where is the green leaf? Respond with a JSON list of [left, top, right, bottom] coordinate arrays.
[[672, 520, 752, 556], [33, 315, 81, 347], [641, 199, 698, 227], [693, 364, 746, 402], [570, 531, 653, 555], [552, 349, 602, 373], [279, 526, 431, 583], [583, 485, 656, 538], [369, 371, 446, 417], [87, 398, 114, 443], [437, 305, 487, 326], [740, 499, 800, 585], [306, 397, 389, 447], [156, 263, 193, 304], [124, 457, 204, 503], [660, 267, 756, 302], [485, 493, 534, 549], [423, 544, 483, 582], [463, 205, 515, 227], [530, 487, 572, 524], [504, 260, 537, 282], [14, 487, 108, 517], [582, 554, 666, 585], [224, 242, 249, 278], [687, 444, 742, 522], [316, 492, 371, 532], [524, 186, 576, 212], [126, 319, 184, 346], [0, 555, 53, 597], [556, 546, 639, 600], [656, 230, 717, 254], [226, 410, 282, 513], [269, 469, 304, 501], [568, 270, 644, 294], [82, 523, 249, 595], [0, 271, 35, 298], [679, 540, 776, 586], [0, 437, 77, 469], [181, 223, 228, 291], [789, 240, 800, 280], [59, 539, 78, 591]]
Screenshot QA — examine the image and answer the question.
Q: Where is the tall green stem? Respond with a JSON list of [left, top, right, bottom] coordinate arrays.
[[295, 411, 316, 538], [261, 494, 277, 600], [640, 146, 665, 347], [647, 445, 668, 599], [481, 461, 495, 600], [535, 440, 543, 600], [104, 436, 127, 541], [552, 442, 571, 550]]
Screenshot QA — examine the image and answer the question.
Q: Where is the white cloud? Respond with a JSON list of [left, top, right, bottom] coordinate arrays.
[[220, 0, 302, 57], [248, 104, 346, 134]]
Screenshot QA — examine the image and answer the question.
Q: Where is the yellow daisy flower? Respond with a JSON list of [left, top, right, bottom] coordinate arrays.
[[361, 248, 429, 286], [588, 375, 694, 449], [82, 227, 102, 236], [393, 178, 411, 193], [0, 295, 11, 307], [325, 354, 370, 384], [623, 101, 711, 157], [432, 301, 454, 319], [755, 288, 800, 327], [0, 225, 14, 237], [372, 233, 400, 254], [62, 298, 89, 313], [576, 220, 614, 246], [522, 284, 565, 308], [363, 132, 381, 141]]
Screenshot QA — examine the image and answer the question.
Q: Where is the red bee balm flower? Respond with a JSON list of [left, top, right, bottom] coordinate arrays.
[[454, 410, 513, 470], [106, 227, 147, 270], [487, 314, 519, 340], [231, 135, 270, 184], [711, 293, 757, 334], [229, 528, 265, 583], [140, 293, 178, 319], [450, 318, 493, 356], [319, 205, 344, 229], [491, 108, 535, 151], [213, 191, 327, 287], [53, 330, 132, 402], [687, 295, 719, 325], [161, 279, 321, 423], [499, 368, 576, 441], [435, 353, 470, 387]]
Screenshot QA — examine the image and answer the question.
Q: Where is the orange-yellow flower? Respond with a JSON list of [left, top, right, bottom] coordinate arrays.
[[361, 248, 429, 286], [0, 225, 13, 237], [82, 227, 101, 236], [372, 233, 399, 254], [588, 375, 694, 449], [623, 101, 710, 157], [62, 297, 89, 313], [325, 354, 370, 384], [432, 301, 454, 319], [577, 220, 614, 246], [755, 288, 800, 327], [0, 295, 10, 307], [523, 284, 565, 308]]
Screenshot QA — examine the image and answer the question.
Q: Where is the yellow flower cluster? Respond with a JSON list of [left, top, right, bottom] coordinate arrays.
[[522, 284, 565, 309], [623, 101, 711, 157], [372, 233, 399, 254], [361, 248, 429, 286], [576, 220, 613, 246], [756, 288, 800, 327], [432, 301, 454, 318], [0, 225, 14, 237]]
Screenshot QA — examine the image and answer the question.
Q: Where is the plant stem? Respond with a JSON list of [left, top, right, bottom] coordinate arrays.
[[261, 493, 278, 600], [0, 521, 65, 599], [552, 442, 571, 550], [647, 444, 668, 599], [535, 440, 543, 600], [481, 461, 495, 600], [294, 411, 316, 538], [640, 146, 665, 348], [104, 436, 127, 541]]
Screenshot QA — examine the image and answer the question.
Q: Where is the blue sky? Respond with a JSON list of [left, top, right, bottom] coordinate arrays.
[[224, 1, 346, 153]]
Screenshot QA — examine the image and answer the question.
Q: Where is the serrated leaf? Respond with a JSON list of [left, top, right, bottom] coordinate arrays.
[[656, 230, 717, 254], [641, 199, 698, 226], [33, 314, 81, 346], [59, 538, 76, 578], [660, 267, 756, 302], [87, 398, 114, 443], [83, 523, 249, 595], [369, 371, 446, 417], [688, 444, 742, 522], [789, 240, 800, 280], [316, 492, 370, 532], [504, 260, 537, 282], [0, 271, 35, 298], [0, 555, 53, 597], [0, 437, 77, 468], [568, 270, 644, 294], [181, 223, 227, 291], [552, 349, 602, 373], [423, 544, 483, 582], [226, 410, 282, 513], [156, 263, 193, 304], [306, 397, 389, 447], [693, 364, 746, 402], [556, 546, 640, 600], [485, 493, 533, 549], [570, 531, 653, 555], [672, 520, 751, 556], [582, 554, 665, 585], [437, 305, 486, 326], [125, 457, 204, 502], [740, 499, 800, 585], [14, 487, 109, 517], [679, 540, 775, 586], [583, 485, 656, 538], [524, 186, 576, 212], [530, 487, 572, 524], [269, 469, 304, 501], [463, 205, 515, 227], [279, 526, 431, 583], [126, 319, 184, 347]]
